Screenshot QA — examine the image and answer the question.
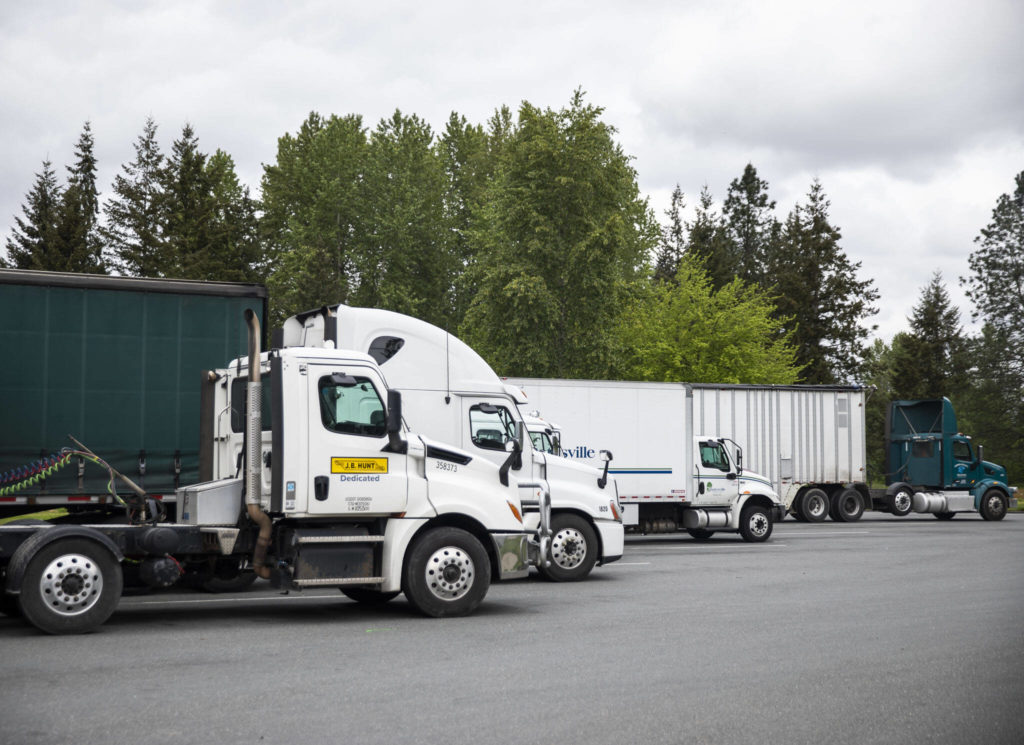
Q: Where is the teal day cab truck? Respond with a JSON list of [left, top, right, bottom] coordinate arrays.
[[884, 398, 1017, 520], [0, 269, 268, 521]]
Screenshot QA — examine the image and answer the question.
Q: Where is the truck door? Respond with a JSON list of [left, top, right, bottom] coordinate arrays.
[[906, 437, 942, 488], [693, 438, 739, 505], [462, 398, 539, 479], [305, 365, 408, 515]]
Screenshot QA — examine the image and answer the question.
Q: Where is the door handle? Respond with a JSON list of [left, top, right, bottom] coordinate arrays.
[[314, 475, 329, 501]]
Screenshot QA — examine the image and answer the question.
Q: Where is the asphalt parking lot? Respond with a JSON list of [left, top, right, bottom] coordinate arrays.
[[2, 512, 1023, 745]]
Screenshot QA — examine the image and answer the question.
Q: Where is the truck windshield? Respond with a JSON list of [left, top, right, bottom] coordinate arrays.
[[699, 441, 730, 472], [530, 430, 554, 454], [318, 376, 386, 437]]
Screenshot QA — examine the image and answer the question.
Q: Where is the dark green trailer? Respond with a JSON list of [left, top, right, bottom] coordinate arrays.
[[0, 270, 267, 518]]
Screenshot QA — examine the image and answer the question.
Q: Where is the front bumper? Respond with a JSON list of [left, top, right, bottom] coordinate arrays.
[[772, 504, 787, 522], [595, 519, 625, 564], [492, 532, 530, 580]]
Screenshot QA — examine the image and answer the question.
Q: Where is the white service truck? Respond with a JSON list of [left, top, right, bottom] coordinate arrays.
[[509, 379, 878, 524], [507, 378, 787, 541], [1, 311, 546, 634], [279, 305, 624, 581]]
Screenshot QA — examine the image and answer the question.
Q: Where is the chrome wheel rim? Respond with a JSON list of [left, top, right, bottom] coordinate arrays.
[[893, 490, 912, 514], [805, 494, 827, 519], [749, 512, 770, 538], [38, 553, 103, 617], [424, 546, 475, 601], [551, 527, 587, 570]]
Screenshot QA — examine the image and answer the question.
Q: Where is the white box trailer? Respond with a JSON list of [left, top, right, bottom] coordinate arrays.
[[506, 379, 874, 525], [507, 379, 787, 539]]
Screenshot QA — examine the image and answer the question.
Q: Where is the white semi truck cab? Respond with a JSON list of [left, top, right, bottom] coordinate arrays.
[[279, 304, 625, 581], [1, 311, 541, 634]]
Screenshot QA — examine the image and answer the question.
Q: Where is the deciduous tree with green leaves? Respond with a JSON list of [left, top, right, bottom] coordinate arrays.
[[460, 91, 658, 378], [616, 253, 801, 384]]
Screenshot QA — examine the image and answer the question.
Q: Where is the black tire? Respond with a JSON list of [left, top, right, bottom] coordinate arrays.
[[831, 488, 865, 522], [402, 527, 490, 617], [800, 488, 830, 523], [18, 537, 123, 635], [889, 487, 914, 517], [341, 587, 401, 605], [934, 512, 956, 520], [0, 590, 21, 617], [979, 489, 1008, 521], [739, 504, 773, 542], [685, 528, 715, 541], [538, 513, 599, 582]]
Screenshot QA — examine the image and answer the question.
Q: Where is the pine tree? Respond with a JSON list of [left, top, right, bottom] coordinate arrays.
[[765, 179, 878, 382], [161, 123, 211, 279], [889, 272, 968, 399], [722, 164, 777, 284], [3, 160, 63, 269], [962, 170, 1024, 351], [199, 150, 263, 282], [653, 185, 686, 283], [54, 122, 105, 273], [686, 185, 734, 289], [103, 117, 168, 277]]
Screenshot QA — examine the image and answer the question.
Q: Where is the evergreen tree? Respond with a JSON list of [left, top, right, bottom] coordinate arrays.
[[765, 179, 878, 382], [160, 123, 210, 279], [962, 170, 1024, 350], [460, 90, 658, 378], [3, 160, 63, 269], [889, 272, 968, 399], [55, 122, 105, 273], [198, 150, 264, 282], [653, 184, 686, 283], [722, 163, 777, 284], [685, 185, 734, 289], [617, 253, 801, 384], [860, 338, 896, 484], [103, 117, 168, 277]]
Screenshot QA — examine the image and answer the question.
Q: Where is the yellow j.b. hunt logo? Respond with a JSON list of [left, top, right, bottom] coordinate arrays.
[[331, 457, 388, 474]]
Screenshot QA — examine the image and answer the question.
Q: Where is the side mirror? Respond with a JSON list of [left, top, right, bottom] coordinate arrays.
[[597, 449, 613, 489], [499, 437, 522, 486], [386, 390, 406, 453], [977, 444, 984, 465]]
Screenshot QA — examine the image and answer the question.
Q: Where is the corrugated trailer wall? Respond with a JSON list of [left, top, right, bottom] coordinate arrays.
[[689, 384, 867, 497]]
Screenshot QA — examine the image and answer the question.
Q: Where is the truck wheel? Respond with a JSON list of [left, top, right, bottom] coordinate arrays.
[[539, 514, 599, 582], [831, 488, 865, 522], [1, 590, 21, 617], [979, 490, 1008, 521], [18, 538, 123, 635], [685, 528, 715, 541], [402, 527, 491, 618], [739, 505, 772, 542], [889, 487, 914, 517], [800, 489, 830, 522], [934, 512, 956, 520], [341, 587, 401, 605]]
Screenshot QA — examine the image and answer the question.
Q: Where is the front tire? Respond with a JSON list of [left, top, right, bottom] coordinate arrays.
[[934, 511, 956, 520], [979, 490, 1008, 521], [19, 538, 123, 635], [402, 527, 490, 617], [538, 514, 599, 582], [686, 528, 715, 541], [889, 487, 914, 517], [739, 504, 773, 542]]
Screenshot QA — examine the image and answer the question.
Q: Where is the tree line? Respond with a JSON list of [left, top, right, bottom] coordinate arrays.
[[2, 92, 1021, 483]]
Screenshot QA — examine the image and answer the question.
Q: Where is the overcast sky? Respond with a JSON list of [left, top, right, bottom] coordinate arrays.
[[2, 0, 1021, 341]]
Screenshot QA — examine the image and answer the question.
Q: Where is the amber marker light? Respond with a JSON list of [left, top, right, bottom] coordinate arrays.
[[507, 501, 523, 523], [609, 501, 621, 521]]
